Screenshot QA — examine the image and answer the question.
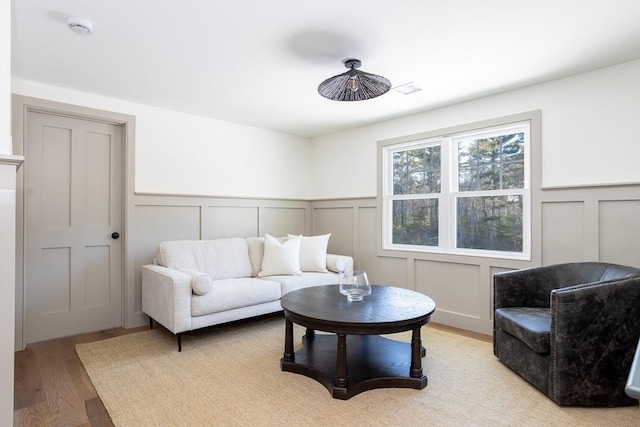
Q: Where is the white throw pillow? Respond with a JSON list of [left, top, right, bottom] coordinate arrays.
[[178, 268, 214, 296], [288, 233, 331, 272], [258, 234, 302, 277]]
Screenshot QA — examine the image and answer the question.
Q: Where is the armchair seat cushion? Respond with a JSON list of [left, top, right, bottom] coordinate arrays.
[[495, 307, 551, 354]]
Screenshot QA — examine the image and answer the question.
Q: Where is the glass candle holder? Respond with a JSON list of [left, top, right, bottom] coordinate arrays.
[[339, 270, 371, 302]]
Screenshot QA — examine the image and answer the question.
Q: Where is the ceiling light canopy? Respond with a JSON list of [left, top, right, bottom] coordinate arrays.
[[318, 59, 391, 101]]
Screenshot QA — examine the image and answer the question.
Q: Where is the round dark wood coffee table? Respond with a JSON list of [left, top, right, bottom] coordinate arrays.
[[280, 284, 436, 400]]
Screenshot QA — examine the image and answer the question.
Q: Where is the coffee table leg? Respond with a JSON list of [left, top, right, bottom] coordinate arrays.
[[335, 333, 348, 388], [305, 328, 315, 340], [410, 327, 423, 378], [283, 318, 294, 363]]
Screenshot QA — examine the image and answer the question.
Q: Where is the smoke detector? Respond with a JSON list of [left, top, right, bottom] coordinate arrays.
[[66, 16, 93, 34]]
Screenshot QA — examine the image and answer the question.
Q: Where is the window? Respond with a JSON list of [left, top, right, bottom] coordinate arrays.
[[381, 119, 531, 260]]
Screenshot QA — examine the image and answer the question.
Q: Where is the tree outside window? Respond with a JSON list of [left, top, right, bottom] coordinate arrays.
[[382, 121, 530, 259]]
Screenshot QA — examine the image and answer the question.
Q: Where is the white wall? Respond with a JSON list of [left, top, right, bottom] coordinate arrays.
[[11, 79, 312, 200], [0, 0, 10, 154], [13, 60, 639, 201], [0, 1, 16, 425], [310, 60, 640, 199]]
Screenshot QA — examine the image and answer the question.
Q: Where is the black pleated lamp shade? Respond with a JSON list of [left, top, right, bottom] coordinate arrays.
[[318, 59, 391, 101]]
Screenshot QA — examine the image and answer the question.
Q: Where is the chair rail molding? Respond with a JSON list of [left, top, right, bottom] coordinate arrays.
[[0, 154, 24, 168]]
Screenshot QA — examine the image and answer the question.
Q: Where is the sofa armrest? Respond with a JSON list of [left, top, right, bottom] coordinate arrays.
[[549, 276, 640, 404], [176, 268, 213, 296], [326, 254, 353, 273], [141, 265, 193, 334]]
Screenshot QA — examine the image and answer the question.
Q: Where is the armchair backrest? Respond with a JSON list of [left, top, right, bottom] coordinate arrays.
[[549, 262, 611, 286], [494, 262, 640, 310]]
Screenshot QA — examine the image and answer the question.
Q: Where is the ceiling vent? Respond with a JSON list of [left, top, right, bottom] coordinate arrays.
[[394, 82, 422, 95]]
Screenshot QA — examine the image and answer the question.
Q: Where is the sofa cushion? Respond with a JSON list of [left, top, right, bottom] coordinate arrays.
[[177, 268, 213, 296], [246, 237, 265, 277], [156, 238, 252, 280], [275, 272, 343, 295], [288, 234, 330, 273], [191, 278, 281, 317], [258, 234, 302, 277], [495, 307, 551, 354]]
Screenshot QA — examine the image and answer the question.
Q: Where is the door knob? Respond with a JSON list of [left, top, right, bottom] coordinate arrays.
[[111, 232, 120, 239]]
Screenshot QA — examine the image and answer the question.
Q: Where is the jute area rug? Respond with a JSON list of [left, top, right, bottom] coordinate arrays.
[[76, 315, 639, 427]]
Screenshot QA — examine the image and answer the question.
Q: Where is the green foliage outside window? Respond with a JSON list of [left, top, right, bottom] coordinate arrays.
[[392, 199, 439, 246], [456, 133, 525, 251], [392, 145, 441, 246], [456, 195, 523, 252], [385, 124, 528, 256], [458, 133, 524, 191]]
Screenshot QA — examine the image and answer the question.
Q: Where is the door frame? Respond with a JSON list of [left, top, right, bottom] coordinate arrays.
[[12, 95, 136, 350]]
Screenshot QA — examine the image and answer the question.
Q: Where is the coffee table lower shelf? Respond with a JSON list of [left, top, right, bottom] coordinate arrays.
[[280, 333, 427, 400]]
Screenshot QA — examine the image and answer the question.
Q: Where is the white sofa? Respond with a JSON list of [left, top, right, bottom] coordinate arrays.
[[141, 235, 353, 351]]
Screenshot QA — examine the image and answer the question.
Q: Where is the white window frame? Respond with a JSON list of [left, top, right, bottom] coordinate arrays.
[[381, 119, 531, 261]]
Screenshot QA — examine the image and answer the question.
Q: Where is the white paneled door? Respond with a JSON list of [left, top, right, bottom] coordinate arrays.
[[25, 111, 123, 344]]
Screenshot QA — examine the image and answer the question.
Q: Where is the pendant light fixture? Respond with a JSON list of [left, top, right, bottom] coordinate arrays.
[[318, 59, 391, 101]]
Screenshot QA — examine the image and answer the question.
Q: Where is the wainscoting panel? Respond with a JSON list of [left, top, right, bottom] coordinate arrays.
[[203, 206, 258, 239], [599, 200, 640, 268], [415, 260, 482, 321], [133, 204, 201, 312], [489, 267, 514, 321], [357, 206, 376, 267], [368, 257, 408, 289], [541, 201, 585, 265], [134, 204, 201, 264], [121, 185, 640, 334], [313, 207, 354, 257], [263, 207, 306, 237], [311, 184, 639, 335], [358, 206, 407, 287], [127, 196, 311, 326]]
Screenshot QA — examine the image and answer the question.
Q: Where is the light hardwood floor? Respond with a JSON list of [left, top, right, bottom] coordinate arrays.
[[13, 321, 491, 426], [13, 326, 147, 427]]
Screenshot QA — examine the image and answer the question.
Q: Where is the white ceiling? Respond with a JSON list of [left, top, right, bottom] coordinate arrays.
[[11, 1, 640, 138]]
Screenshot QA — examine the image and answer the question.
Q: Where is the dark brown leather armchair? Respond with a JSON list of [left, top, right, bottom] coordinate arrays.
[[494, 262, 640, 406]]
